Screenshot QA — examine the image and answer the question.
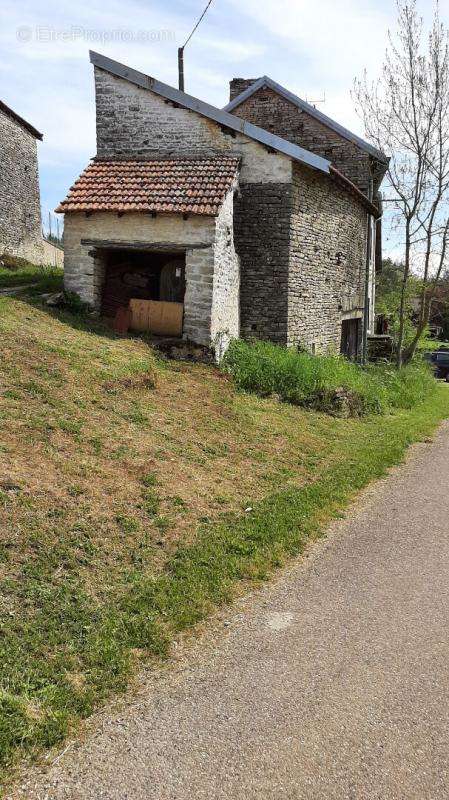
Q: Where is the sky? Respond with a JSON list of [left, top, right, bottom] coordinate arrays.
[[1, 0, 448, 253]]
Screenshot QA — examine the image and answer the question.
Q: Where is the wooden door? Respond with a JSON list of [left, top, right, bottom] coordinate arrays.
[[340, 319, 360, 360]]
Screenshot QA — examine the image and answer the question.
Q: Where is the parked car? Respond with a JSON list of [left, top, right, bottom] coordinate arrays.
[[423, 349, 449, 380]]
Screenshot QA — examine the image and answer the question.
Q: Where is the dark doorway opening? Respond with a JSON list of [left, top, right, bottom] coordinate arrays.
[[340, 318, 360, 360], [100, 249, 186, 317]]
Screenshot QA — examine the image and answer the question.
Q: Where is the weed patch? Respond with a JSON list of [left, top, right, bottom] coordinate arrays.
[[0, 256, 62, 292], [222, 339, 435, 415]]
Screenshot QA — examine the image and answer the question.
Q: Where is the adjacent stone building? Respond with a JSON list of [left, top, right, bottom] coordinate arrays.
[[226, 76, 388, 196], [58, 52, 387, 358], [0, 101, 48, 264]]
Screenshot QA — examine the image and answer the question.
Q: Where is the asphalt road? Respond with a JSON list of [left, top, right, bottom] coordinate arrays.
[[11, 421, 449, 800]]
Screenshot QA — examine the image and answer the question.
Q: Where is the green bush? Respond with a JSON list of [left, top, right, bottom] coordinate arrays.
[[222, 339, 435, 416], [61, 290, 89, 315]]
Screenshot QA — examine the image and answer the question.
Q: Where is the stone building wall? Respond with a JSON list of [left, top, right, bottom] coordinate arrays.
[[229, 79, 258, 102], [63, 64, 373, 355], [210, 187, 240, 359], [233, 183, 291, 343], [0, 107, 44, 263], [64, 191, 240, 352], [228, 84, 377, 195], [63, 211, 231, 347], [94, 68, 292, 186], [287, 163, 367, 352]]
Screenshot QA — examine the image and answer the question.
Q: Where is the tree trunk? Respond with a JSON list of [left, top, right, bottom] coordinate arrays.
[[396, 219, 412, 367], [402, 297, 431, 364]]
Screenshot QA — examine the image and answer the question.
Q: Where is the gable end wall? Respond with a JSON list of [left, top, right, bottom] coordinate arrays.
[[230, 87, 375, 194], [94, 68, 292, 184]]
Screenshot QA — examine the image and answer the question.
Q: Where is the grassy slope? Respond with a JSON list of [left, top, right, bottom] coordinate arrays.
[[0, 261, 63, 290], [1, 295, 448, 784]]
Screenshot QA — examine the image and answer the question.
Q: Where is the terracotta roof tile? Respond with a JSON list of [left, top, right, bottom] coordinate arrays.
[[56, 157, 240, 215]]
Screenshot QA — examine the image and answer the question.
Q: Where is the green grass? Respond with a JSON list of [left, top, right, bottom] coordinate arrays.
[[0, 297, 448, 787], [419, 337, 449, 352], [0, 253, 63, 291], [222, 338, 435, 415]]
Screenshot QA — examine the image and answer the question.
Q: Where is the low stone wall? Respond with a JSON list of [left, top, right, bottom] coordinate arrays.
[[41, 239, 63, 268]]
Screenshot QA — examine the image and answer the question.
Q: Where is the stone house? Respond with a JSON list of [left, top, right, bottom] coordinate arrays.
[[57, 51, 388, 358], [0, 101, 61, 266]]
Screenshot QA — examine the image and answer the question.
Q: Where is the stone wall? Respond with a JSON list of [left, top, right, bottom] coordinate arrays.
[[182, 247, 215, 346], [63, 211, 221, 346], [287, 163, 367, 352], [234, 182, 291, 343], [229, 79, 258, 102], [94, 68, 292, 186], [229, 85, 378, 195], [63, 196, 239, 353], [41, 238, 64, 268], [0, 108, 44, 263], [210, 186, 240, 358]]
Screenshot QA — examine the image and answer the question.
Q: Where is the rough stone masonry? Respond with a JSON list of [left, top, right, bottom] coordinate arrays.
[[0, 102, 47, 264], [60, 53, 385, 356]]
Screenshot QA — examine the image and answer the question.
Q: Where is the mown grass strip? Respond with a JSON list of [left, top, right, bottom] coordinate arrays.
[[1, 385, 448, 786]]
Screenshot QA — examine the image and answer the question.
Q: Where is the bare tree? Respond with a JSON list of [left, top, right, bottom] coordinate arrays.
[[354, 0, 449, 366]]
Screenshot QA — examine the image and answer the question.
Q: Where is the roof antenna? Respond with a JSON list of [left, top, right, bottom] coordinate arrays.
[[304, 91, 326, 109], [178, 0, 214, 92]]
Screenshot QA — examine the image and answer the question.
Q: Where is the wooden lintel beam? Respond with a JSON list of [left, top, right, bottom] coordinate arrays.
[[80, 239, 212, 251]]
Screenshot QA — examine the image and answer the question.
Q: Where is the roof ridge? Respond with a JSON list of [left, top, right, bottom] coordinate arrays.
[[224, 75, 388, 163], [0, 100, 43, 140]]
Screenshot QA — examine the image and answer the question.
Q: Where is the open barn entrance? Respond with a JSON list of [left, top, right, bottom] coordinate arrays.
[[95, 247, 186, 337], [100, 248, 185, 317]]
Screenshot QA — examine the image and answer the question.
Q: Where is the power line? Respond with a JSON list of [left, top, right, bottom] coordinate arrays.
[[182, 0, 214, 48], [178, 0, 215, 91]]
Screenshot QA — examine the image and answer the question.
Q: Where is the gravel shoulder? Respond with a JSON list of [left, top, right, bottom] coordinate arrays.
[[9, 420, 449, 800]]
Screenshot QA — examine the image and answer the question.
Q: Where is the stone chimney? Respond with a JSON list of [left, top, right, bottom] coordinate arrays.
[[229, 78, 259, 103]]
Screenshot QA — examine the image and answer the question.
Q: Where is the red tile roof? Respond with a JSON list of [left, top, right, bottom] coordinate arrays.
[[56, 157, 240, 215]]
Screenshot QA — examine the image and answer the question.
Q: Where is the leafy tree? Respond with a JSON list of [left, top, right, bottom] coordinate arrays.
[[355, 0, 449, 365], [376, 259, 421, 346]]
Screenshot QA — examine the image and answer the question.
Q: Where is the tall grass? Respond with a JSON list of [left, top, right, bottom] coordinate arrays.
[[222, 339, 435, 415], [0, 258, 63, 291]]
